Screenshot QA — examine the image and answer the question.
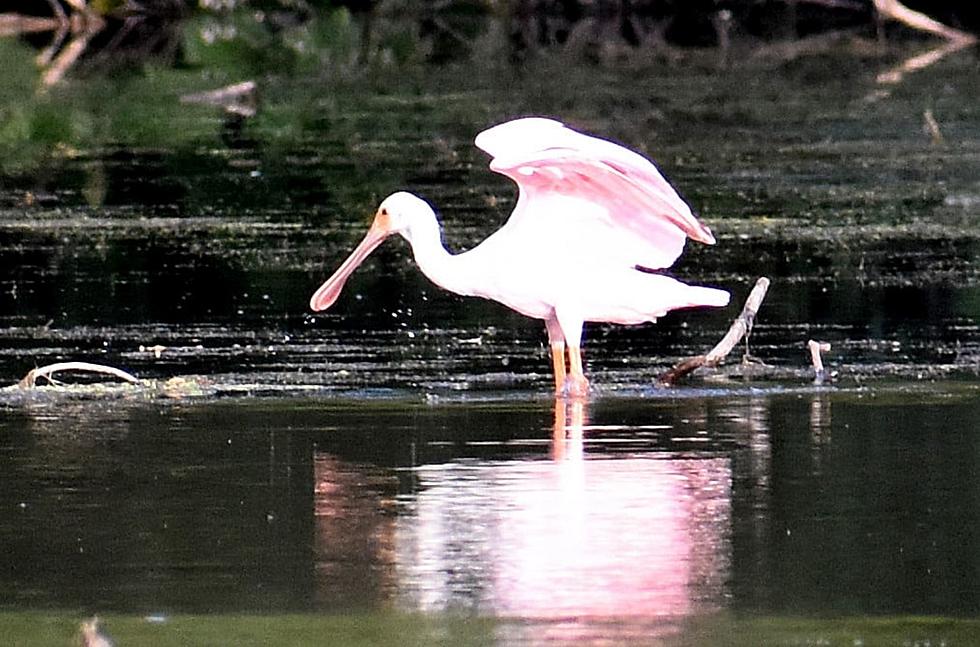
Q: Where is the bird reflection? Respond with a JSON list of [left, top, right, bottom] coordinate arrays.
[[311, 400, 737, 623], [391, 404, 732, 620], [551, 397, 586, 461], [809, 395, 832, 443], [312, 454, 399, 609]]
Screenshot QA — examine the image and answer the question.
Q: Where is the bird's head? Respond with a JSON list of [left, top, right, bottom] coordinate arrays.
[[309, 191, 437, 311], [374, 191, 438, 244]]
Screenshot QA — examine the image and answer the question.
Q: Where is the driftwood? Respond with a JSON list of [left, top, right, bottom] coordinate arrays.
[[657, 277, 771, 387], [19, 362, 140, 388]]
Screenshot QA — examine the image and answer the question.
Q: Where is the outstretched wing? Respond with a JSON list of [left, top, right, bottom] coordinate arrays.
[[475, 117, 714, 270]]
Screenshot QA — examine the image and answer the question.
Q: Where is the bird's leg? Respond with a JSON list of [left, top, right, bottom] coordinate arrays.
[[552, 309, 589, 399], [545, 316, 568, 396], [552, 396, 586, 461], [565, 345, 590, 399], [550, 342, 567, 394]]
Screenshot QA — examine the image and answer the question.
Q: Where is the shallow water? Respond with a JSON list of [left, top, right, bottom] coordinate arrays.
[[2, 388, 980, 644], [0, 5, 979, 644]]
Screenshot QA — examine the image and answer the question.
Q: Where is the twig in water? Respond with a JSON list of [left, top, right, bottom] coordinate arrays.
[[180, 80, 258, 118], [657, 277, 771, 387], [19, 362, 140, 388], [923, 109, 944, 145], [808, 340, 832, 385]]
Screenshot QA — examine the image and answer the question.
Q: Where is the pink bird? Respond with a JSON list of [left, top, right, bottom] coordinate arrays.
[[310, 117, 729, 396]]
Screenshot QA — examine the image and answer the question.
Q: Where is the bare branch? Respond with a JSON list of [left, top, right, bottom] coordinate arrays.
[[874, 0, 977, 42], [705, 277, 770, 365], [657, 277, 771, 387], [655, 355, 708, 386], [41, 31, 94, 87], [19, 362, 141, 388], [0, 13, 59, 37], [875, 37, 972, 85]]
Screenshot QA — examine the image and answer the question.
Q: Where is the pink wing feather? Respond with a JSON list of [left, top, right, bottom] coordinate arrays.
[[475, 118, 715, 271]]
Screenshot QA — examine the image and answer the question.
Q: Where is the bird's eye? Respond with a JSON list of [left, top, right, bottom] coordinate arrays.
[[380, 208, 389, 216]]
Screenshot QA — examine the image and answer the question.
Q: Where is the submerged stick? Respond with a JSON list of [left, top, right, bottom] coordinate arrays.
[[923, 109, 944, 145], [808, 340, 832, 385], [19, 362, 140, 388], [656, 277, 771, 387]]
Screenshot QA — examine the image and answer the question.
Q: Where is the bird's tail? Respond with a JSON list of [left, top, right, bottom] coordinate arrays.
[[682, 284, 730, 308]]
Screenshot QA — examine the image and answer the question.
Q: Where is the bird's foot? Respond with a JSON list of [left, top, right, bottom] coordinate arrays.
[[561, 375, 590, 400]]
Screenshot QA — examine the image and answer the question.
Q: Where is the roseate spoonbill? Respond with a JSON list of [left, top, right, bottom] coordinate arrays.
[[310, 117, 729, 396]]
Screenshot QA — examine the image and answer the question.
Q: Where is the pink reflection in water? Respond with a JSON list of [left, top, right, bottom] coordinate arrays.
[[395, 449, 730, 619], [312, 455, 398, 608]]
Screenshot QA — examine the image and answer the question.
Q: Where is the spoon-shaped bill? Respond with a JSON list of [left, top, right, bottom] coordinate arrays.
[[309, 223, 389, 311]]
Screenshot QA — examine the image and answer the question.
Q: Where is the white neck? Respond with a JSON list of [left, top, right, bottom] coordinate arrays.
[[400, 218, 469, 296]]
